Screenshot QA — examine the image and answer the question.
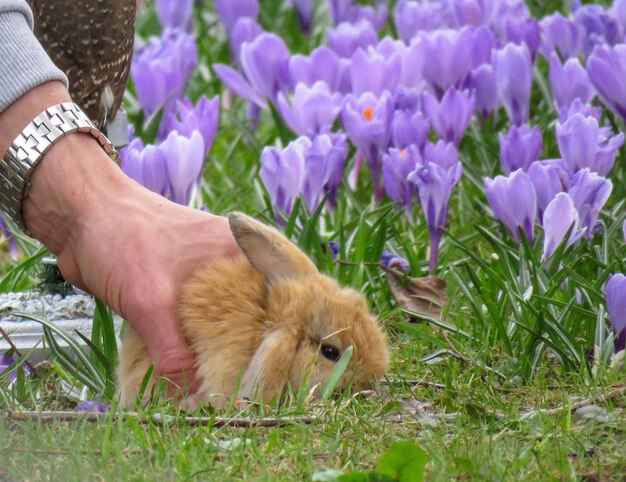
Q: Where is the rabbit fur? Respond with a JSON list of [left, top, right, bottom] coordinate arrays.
[[117, 212, 389, 408]]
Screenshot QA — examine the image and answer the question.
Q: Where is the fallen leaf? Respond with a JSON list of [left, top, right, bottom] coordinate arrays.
[[384, 267, 448, 319]]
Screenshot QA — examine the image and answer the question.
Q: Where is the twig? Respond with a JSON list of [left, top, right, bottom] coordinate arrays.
[[333, 259, 383, 267], [4, 409, 315, 427], [0, 326, 38, 377], [438, 328, 471, 365], [2, 447, 144, 456], [381, 379, 446, 389], [541, 385, 626, 417]]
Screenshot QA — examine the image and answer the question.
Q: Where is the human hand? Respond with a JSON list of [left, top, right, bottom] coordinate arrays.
[[1, 82, 241, 397]]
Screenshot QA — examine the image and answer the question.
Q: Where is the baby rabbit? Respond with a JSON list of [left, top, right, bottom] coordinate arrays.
[[117, 212, 389, 408]]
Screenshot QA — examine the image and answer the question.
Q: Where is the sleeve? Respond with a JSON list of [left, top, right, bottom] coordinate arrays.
[[0, 0, 69, 113]]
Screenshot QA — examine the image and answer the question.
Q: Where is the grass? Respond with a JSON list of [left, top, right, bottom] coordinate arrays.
[[1, 0, 625, 480]]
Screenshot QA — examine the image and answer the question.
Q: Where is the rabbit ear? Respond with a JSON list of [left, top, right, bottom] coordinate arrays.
[[228, 212, 318, 283], [239, 329, 297, 403]]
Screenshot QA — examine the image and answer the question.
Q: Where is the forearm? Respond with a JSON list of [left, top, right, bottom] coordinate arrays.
[[0, 81, 132, 253], [0, 6, 68, 114]]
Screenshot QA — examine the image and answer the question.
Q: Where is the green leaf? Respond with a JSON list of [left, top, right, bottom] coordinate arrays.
[[321, 345, 353, 401], [375, 442, 427, 482]]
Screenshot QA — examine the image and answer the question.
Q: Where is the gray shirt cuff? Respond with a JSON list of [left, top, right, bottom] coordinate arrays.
[[0, 7, 69, 113]]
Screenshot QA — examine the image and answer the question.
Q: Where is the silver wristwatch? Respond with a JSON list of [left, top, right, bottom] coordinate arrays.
[[0, 102, 118, 233]]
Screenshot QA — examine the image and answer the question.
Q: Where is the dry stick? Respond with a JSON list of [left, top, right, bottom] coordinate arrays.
[[540, 385, 626, 417], [4, 410, 315, 427], [0, 326, 38, 377]]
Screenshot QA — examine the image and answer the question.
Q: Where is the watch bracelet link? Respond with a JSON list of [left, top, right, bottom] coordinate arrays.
[[0, 102, 118, 234]]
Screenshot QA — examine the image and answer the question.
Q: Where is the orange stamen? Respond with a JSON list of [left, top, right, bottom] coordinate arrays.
[[362, 107, 374, 121]]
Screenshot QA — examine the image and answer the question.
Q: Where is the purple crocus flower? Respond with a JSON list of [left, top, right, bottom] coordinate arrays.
[[557, 99, 603, 124], [541, 192, 584, 260], [302, 133, 348, 211], [341, 91, 394, 201], [470, 26, 495, 68], [326, 20, 378, 58], [76, 400, 107, 413], [393, 0, 450, 43], [391, 109, 429, 150], [567, 168, 613, 238], [484, 169, 537, 243], [498, 124, 543, 174], [156, 0, 193, 30], [260, 139, 307, 217], [213, 33, 290, 108], [120, 138, 168, 197], [328, 0, 388, 30], [605, 273, 626, 353], [506, 18, 541, 60], [408, 160, 463, 271], [380, 250, 410, 271], [215, 0, 259, 35], [376, 37, 423, 89], [0, 354, 30, 382], [556, 112, 624, 176], [450, 0, 495, 28], [288, 47, 347, 93], [586, 44, 626, 120], [540, 12, 581, 60], [278, 81, 342, 136], [493, 42, 533, 126], [294, 0, 314, 34], [0, 218, 17, 260], [164, 95, 219, 157], [382, 146, 420, 214], [422, 88, 475, 146], [422, 140, 459, 171], [350, 46, 402, 96], [131, 29, 198, 120], [527, 161, 568, 222], [468, 64, 498, 118], [229, 17, 264, 64], [549, 53, 595, 112], [159, 130, 205, 205], [573, 4, 620, 57], [419, 27, 474, 97]]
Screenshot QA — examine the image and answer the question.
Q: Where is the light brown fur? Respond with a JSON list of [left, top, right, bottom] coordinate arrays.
[[117, 213, 389, 408]]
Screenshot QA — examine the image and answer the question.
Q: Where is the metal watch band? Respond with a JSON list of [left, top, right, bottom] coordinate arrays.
[[0, 102, 118, 233]]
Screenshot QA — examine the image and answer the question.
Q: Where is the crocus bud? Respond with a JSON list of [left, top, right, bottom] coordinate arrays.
[[541, 192, 584, 260], [383, 146, 420, 214], [549, 54, 595, 112], [567, 168, 613, 238], [422, 88, 475, 146], [527, 161, 568, 222], [605, 273, 626, 353], [159, 130, 206, 206], [326, 20, 378, 58], [498, 124, 542, 174], [540, 12, 581, 60], [587, 44, 626, 120], [484, 169, 537, 243], [391, 110, 430, 149], [131, 29, 197, 120], [393, 0, 449, 43], [408, 161, 463, 271], [493, 42, 533, 126], [419, 27, 474, 97]]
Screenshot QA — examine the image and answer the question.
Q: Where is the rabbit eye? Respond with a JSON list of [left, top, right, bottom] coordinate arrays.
[[321, 344, 341, 362]]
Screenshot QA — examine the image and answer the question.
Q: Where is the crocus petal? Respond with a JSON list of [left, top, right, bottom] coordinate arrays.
[[213, 63, 268, 109], [541, 192, 583, 260], [605, 273, 626, 353]]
